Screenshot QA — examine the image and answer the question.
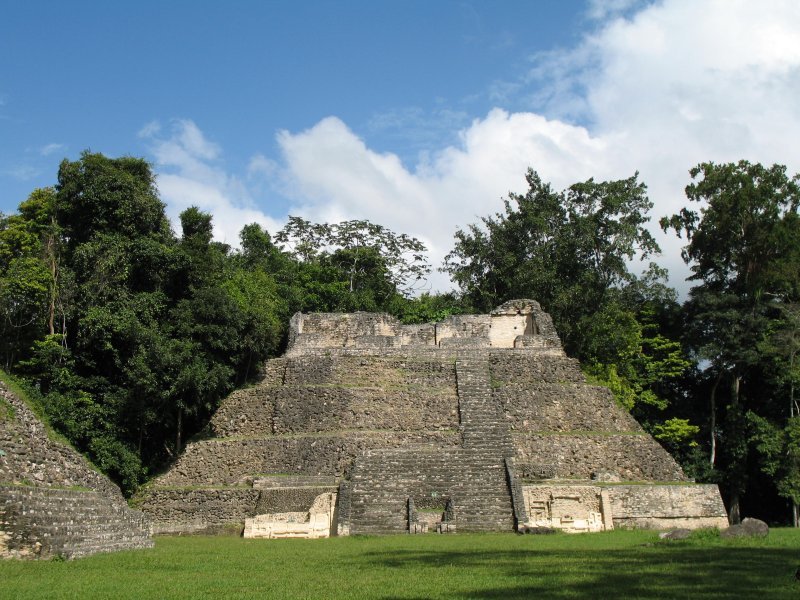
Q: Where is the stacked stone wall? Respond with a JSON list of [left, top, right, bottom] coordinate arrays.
[[156, 431, 460, 487], [513, 433, 688, 481], [398, 324, 437, 346], [269, 387, 458, 434], [1, 486, 152, 558], [209, 387, 275, 437], [489, 353, 585, 384], [254, 487, 338, 514], [281, 355, 456, 387], [1, 385, 120, 499], [211, 356, 459, 438], [496, 383, 641, 433], [436, 315, 491, 343], [135, 488, 260, 534], [263, 358, 288, 385], [138, 484, 340, 535]]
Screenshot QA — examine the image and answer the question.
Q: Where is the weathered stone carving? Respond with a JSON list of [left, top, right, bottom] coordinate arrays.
[[243, 492, 337, 539]]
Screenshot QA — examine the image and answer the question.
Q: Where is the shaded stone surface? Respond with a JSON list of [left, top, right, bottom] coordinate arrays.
[[721, 517, 769, 538]]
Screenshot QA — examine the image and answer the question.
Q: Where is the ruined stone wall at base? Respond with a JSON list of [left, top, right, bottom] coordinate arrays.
[[607, 484, 729, 529], [134, 488, 260, 534], [138, 484, 339, 535], [519, 482, 727, 532]]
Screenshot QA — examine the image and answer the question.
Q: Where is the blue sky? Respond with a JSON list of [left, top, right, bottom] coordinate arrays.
[[3, 0, 800, 291], [1, 1, 585, 207]]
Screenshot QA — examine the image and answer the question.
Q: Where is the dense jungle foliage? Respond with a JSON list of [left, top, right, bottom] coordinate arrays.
[[1, 152, 798, 527]]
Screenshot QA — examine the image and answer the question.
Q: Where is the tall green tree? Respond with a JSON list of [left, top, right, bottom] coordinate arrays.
[[443, 168, 660, 354], [662, 160, 800, 523], [275, 217, 431, 312], [0, 188, 60, 368]]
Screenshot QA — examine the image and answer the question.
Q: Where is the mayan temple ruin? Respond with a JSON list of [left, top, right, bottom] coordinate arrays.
[[138, 300, 729, 537], [0, 381, 153, 559]]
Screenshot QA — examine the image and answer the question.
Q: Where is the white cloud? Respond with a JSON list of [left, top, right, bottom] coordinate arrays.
[[138, 120, 161, 138], [140, 119, 282, 246], [141, 0, 800, 296], [586, 0, 643, 21], [274, 111, 610, 291], [39, 143, 65, 156], [269, 0, 800, 294]]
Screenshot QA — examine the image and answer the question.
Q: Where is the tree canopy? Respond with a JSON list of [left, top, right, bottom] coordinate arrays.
[[3, 152, 800, 525]]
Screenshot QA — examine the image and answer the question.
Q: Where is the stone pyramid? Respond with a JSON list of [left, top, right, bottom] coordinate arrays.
[[0, 381, 153, 559], [138, 300, 728, 536]]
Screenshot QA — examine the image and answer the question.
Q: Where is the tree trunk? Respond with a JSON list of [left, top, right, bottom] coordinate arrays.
[[710, 371, 723, 466], [729, 491, 741, 525], [728, 374, 743, 525], [792, 353, 798, 528], [46, 230, 57, 337], [790, 348, 797, 419], [176, 406, 183, 456]]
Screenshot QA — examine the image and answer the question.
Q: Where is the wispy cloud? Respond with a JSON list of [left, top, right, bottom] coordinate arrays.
[[365, 106, 471, 162], [586, 0, 646, 21], [40, 143, 65, 156], [2, 164, 40, 181]]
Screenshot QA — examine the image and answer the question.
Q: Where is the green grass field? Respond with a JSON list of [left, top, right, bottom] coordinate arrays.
[[1, 529, 799, 599]]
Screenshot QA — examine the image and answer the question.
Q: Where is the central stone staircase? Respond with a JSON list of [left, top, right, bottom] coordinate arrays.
[[455, 358, 514, 456], [343, 357, 517, 534], [453, 357, 515, 530]]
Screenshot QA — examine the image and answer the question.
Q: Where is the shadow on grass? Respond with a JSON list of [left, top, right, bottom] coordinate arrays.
[[365, 544, 800, 599]]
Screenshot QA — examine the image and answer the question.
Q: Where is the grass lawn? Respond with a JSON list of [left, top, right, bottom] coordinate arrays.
[[1, 529, 799, 599]]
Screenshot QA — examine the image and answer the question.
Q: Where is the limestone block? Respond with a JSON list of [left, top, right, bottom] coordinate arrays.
[[608, 484, 729, 530], [513, 433, 687, 482]]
